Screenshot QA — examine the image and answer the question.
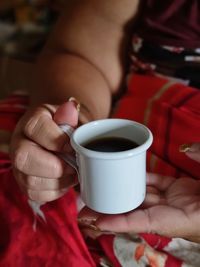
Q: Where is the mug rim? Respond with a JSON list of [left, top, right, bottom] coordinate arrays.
[[71, 119, 153, 160]]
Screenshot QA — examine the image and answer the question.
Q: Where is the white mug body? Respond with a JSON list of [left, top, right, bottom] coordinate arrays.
[[71, 119, 153, 214]]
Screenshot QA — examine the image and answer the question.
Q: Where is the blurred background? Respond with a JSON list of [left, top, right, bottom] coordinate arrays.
[[0, 0, 65, 98]]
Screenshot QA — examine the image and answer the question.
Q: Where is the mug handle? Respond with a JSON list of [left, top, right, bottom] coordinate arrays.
[[58, 124, 79, 174]]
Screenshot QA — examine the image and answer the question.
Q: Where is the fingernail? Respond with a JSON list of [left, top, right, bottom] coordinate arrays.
[[78, 218, 100, 232], [86, 224, 100, 231], [179, 143, 191, 152], [68, 97, 81, 113], [77, 217, 97, 225]]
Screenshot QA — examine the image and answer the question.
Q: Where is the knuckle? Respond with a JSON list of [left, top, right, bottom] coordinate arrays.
[[45, 191, 60, 202], [27, 176, 43, 189], [24, 113, 45, 139], [28, 189, 62, 202], [51, 160, 63, 178], [28, 189, 40, 201], [12, 147, 28, 172], [24, 116, 38, 138]]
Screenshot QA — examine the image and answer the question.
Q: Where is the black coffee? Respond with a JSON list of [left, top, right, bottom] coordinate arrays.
[[83, 137, 139, 152]]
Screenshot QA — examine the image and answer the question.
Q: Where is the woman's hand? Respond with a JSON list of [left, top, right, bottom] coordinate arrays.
[[79, 173, 200, 243], [10, 100, 79, 202]]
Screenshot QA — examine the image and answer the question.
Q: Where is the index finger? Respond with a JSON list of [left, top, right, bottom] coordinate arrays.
[[23, 106, 68, 152], [19, 101, 78, 152]]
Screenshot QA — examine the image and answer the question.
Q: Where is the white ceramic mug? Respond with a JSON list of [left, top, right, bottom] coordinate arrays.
[[60, 119, 153, 214]]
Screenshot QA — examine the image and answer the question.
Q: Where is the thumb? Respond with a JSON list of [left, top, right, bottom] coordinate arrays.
[[53, 98, 80, 127]]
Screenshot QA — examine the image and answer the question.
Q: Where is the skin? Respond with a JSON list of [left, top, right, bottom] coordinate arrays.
[[9, 0, 200, 242], [185, 143, 200, 163]]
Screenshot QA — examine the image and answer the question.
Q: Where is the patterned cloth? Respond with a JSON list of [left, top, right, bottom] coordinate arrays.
[[130, 35, 200, 89], [0, 69, 200, 266]]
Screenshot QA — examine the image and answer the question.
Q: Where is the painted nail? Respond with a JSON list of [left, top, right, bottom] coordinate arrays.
[[78, 218, 100, 232], [86, 224, 101, 231], [179, 143, 191, 152], [68, 97, 81, 113], [77, 217, 97, 225]]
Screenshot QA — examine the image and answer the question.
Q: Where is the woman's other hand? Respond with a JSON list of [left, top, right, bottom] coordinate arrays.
[[79, 173, 200, 243]]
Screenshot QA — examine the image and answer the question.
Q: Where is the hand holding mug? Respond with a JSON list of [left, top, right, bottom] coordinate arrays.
[[10, 100, 79, 203]]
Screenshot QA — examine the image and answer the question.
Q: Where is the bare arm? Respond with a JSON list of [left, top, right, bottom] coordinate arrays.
[[32, 0, 139, 122]]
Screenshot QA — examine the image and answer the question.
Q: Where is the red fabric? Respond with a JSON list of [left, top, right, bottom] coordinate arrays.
[[0, 169, 95, 267], [140, 233, 171, 250], [98, 235, 121, 267], [113, 74, 200, 179]]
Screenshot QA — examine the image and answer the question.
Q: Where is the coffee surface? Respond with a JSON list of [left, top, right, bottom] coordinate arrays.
[[83, 137, 138, 152]]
